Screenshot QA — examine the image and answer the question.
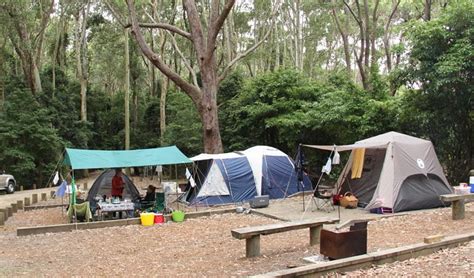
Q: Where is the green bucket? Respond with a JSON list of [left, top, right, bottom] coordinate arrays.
[[171, 210, 185, 222]]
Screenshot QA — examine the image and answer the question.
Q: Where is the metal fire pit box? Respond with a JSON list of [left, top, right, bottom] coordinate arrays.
[[320, 220, 368, 260]]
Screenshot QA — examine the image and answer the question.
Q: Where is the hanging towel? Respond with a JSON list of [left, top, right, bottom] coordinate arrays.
[[185, 168, 196, 187], [351, 148, 365, 179], [332, 149, 340, 165], [53, 171, 59, 185], [322, 157, 332, 175]]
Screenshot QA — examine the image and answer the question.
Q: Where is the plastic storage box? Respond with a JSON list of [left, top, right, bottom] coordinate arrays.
[[249, 195, 269, 208], [454, 186, 471, 195]]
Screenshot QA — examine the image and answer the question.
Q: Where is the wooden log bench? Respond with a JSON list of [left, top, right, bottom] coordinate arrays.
[[440, 193, 474, 220], [231, 217, 339, 258]]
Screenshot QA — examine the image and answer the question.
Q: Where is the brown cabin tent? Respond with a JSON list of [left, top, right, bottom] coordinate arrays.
[[304, 132, 452, 212]]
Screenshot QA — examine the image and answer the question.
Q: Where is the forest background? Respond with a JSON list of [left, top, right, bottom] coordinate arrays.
[[0, 0, 472, 187]]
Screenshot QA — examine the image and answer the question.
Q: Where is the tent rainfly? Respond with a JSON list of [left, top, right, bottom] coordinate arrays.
[[63, 146, 192, 170], [304, 131, 452, 212]]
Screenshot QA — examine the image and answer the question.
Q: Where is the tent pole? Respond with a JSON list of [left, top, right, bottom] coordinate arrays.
[[175, 164, 179, 211], [302, 183, 305, 212]]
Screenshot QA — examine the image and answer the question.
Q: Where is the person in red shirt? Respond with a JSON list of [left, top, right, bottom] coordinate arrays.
[[111, 168, 125, 199]]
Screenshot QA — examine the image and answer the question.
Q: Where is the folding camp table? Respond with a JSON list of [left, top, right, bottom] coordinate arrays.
[[97, 202, 135, 220]]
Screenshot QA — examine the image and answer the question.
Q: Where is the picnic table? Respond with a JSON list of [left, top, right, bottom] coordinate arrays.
[[439, 193, 474, 220], [231, 217, 339, 258]]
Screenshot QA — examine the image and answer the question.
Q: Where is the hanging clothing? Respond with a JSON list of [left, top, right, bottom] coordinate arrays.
[[186, 168, 197, 187], [351, 148, 366, 179], [332, 150, 340, 165], [53, 171, 60, 185], [322, 158, 332, 175], [55, 180, 68, 198]]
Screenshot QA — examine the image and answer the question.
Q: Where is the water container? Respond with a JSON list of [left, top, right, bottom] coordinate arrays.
[[470, 176, 474, 193], [154, 213, 165, 224], [140, 213, 155, 226], [171, 210, 185, 222]]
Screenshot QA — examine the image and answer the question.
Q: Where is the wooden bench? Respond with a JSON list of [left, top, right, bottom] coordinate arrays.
[[231, 217, 339, 258], [440, 193, 474, 220]]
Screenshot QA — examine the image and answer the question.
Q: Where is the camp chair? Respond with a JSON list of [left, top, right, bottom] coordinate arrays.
[[67, 201, 93, 222], [154, 192, 166, 212], [312, 184, 335, 213], [143, 192, 166, 212]]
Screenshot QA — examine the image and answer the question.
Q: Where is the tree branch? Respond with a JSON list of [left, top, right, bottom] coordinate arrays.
[[34, 0, 55, 66], [143, 10, 199, 88], [331, 4, 345, 36], [343, 0, 362, 28], [183, 0, 206, 61], [218, 0, 281, 82], [208, 0, 235, 52], [385, 0, 401, 31], [124, 22, 192, 40], [126, 0, 201, 103], [167, 30, 199, 88], [104, 0, 127, 28]]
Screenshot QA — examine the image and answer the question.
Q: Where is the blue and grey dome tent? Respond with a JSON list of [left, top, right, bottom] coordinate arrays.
[[184, 146, 312, 205]]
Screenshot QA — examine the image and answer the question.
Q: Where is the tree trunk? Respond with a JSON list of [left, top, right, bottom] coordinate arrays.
[[198, 86, 223, 153], [275, 23, 280, 70], [294, 0, 303, 70], [149, 33, 156, 97], [52, 19, 63, 95], [383, 0, 401, 73], [124, 28, 130, 151], [127, 0, 243, 153], [32, 62, 43, 94], [0, 43, 4, 111], [79, 79, 87, 121], [424, 0, 432, 21], [383, 35, 392, 72], [59, 21, 68, 70], [224, 15, 233, 64], [370, 0, 380, 69], [199, 52, 223, 153], [160, 76, 169, 143], [12, 42, 43, 94], [75, 3, 89, 122], [332, 3, 351, 76]]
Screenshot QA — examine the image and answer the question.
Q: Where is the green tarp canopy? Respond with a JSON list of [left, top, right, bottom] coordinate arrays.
[[64, 146, 192, 170]]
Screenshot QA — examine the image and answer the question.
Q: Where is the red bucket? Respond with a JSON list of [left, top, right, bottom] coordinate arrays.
[[154, 213, 165, 224]]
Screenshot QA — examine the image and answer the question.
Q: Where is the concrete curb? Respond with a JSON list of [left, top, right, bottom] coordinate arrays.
[[17, 208, 235, 236], [253, 232, 474, 277], [250, 209, 289, 222], [183, 208, 236, 219]]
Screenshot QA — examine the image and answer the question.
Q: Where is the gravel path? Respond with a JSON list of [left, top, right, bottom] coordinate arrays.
[[1, 201, 474, 276]]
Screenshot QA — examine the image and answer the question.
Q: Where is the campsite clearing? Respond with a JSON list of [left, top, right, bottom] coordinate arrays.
[[1, 198, 474, 276]]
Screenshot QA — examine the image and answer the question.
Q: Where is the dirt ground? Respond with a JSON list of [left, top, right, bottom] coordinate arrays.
[[339, 240, 474, 277], [2, 199, 474, 276]]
